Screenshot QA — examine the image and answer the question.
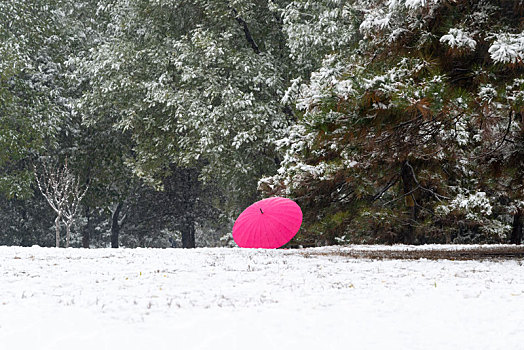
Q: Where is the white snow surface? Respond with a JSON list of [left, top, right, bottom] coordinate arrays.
[[1, 245, 523, 350]]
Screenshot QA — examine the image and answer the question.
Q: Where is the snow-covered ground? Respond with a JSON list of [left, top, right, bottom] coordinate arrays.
[[1, 246, 523, 350]]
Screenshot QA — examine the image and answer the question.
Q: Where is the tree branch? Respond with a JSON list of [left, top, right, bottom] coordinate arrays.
[[230, 7, 260, 54], [381, 185, 421, 207], [373, 174, 400, 201], [479, 109, 513, 158], [404, 161, 449, 201]]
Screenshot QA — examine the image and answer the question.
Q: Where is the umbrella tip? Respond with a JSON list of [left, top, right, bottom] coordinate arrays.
[[260, 208, 264, 214]]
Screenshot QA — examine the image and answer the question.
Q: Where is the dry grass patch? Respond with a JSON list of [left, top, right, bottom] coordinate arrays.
[[300, 245, 524, 261]]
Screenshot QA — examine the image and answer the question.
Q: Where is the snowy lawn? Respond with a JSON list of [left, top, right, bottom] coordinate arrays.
[[1, 246, 523, 350]]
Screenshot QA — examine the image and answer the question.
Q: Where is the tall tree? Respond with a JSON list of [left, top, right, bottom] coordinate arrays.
[[74, 0, 301, 243], [85, 2, 299, 190], [0, 0, 67, 199], [262, 0, 524, 245]]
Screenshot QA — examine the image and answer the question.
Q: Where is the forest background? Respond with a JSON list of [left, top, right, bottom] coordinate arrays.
[[1, 0, 523, 248]]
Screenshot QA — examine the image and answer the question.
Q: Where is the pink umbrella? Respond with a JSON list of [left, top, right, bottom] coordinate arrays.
[[232, 197, 303, 249]]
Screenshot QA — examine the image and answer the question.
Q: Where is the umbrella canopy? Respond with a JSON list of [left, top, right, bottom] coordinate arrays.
[[232, 197, 303, 249]]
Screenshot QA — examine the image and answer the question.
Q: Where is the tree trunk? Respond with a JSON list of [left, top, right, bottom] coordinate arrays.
[[510, 209, 523, 245], [181, 218, 196, 248], [111, 202, 123, 248], [65, 223, 72, 248], [55, 215, 61, 248], [83, 208, 92, 248], [163, 165, 200, 248], [400, 161, 417, 244]]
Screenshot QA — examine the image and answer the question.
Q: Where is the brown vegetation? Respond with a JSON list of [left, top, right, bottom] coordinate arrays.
[[302, 246, 524, 261]]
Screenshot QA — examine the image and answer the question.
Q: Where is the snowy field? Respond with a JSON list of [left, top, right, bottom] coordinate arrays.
[[1, 246, 523, 350]]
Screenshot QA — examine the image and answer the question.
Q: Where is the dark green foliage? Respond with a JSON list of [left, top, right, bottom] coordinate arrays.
[[1, 0, 523, 247]]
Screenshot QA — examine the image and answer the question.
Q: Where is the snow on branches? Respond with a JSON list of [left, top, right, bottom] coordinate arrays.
[[34, 160, 88, 248], [488, 32, 524, 64], [440, 28, 477, 51]]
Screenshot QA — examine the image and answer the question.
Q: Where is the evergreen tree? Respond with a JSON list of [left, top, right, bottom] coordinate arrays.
[[261, 0, 524, 245]]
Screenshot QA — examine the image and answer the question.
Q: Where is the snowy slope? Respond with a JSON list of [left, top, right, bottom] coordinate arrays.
[[1, 246, 523, 350]]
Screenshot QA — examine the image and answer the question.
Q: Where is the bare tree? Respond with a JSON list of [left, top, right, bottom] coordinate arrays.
[[34, 159, 88, 248]]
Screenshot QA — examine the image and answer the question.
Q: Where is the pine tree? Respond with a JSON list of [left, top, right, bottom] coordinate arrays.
[[261, 0, 524, 245]]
